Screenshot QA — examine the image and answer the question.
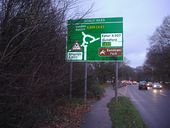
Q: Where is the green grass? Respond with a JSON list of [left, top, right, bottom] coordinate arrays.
[[108, 96, 147, 128]]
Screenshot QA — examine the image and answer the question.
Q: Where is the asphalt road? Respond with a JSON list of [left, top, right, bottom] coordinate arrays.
[[119, 85, 170, 128]]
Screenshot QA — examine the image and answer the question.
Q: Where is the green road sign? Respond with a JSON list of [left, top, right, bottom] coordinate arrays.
[[66, 17, 123, 62]]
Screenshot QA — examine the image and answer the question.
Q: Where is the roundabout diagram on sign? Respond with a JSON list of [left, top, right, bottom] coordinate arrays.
[[81, 32, 100, 60]]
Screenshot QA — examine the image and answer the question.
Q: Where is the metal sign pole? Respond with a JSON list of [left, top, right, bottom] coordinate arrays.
[[69, 62, 73, 99], [84, 63, 87, 103], [115, 61, 118, 102]]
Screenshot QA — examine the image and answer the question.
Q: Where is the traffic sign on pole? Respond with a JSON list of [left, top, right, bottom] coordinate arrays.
[[66, 17, 123, 62]]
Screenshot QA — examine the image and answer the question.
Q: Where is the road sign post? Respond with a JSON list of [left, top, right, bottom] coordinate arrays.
[[84, 63, 87, 102], [115, 61, 118, 102], [69, 62, 73, 99], [66, 17, 123, 102]]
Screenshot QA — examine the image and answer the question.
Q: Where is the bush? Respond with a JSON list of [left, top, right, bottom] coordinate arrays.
[[88, 84, 104, 99]]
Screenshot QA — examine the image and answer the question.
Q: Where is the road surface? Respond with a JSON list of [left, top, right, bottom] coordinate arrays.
[[119, 85, 170, 128]]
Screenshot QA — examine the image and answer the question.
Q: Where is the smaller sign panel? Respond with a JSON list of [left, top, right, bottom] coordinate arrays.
[[67, 52, 83, 60], [101, 33, 122, 47], [99, 48, 123, 56]]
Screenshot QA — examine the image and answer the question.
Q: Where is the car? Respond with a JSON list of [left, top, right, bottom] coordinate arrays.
[[152, 82, 163, 89], [132, 81, 138, 85], [146, 82, 153, 87], [138, 81, 147, 90]]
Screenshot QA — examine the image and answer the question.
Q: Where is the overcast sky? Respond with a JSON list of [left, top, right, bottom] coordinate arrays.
[[80, 0, 170, 68]]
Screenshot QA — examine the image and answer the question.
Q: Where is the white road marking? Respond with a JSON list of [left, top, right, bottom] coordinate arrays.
[[160, 93, 167, 96]]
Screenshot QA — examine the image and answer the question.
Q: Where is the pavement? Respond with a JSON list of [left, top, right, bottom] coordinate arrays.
[[81, 87, 115, 128]]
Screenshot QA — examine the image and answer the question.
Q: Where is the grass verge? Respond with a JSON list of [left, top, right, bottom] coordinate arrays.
[[108, 96, 147, 128]]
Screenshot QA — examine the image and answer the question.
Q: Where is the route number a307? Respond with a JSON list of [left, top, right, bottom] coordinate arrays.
[[112, 33, 121, 37]]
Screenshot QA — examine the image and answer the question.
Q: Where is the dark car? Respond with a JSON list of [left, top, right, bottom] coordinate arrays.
[[138, 81, 147, 90]]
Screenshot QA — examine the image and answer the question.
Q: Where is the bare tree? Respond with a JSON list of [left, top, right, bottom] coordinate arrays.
[[0, 0, 94, 127], [145, 15, 170, 82]]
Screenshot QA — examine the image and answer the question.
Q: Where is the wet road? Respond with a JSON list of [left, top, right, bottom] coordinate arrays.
[[119, 85, 170, 128]]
